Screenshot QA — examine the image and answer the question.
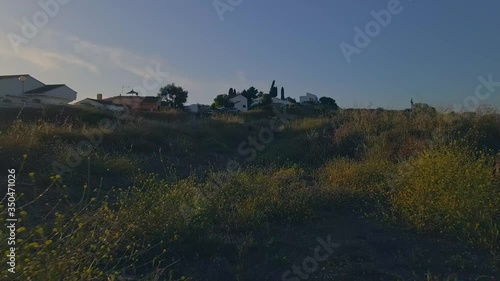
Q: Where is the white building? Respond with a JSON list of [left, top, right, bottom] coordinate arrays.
[[250, 97, 291, 108], [0, 74, 77, 107], [187, 104, 200, 113], [299, 93, 318, 104], [185, 104, 210, 113], [229, 94, 248, 112], [270, 98, 292, 106]]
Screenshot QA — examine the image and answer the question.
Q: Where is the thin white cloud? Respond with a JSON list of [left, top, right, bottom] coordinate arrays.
[[236, 70, 247, 83], [0, 28, 167, 78], [65, 32, 160, 77], [0, 26, 263, 104], [0, 43, 100, 74]]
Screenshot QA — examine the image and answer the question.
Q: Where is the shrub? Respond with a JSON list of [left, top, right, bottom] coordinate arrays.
[[0, 193, 165, 280], [204, 166, 314, 231], [317, 158, 394, 210], [333, 122, 366, 159], [390, 144, 500, 250]]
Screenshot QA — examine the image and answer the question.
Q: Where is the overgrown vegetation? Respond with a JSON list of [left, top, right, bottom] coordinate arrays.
[[0, 105, 499, 280]]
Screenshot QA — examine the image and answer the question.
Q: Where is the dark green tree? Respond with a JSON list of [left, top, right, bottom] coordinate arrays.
[[159, 83, 188, 109], [261, 94, 272, 106], [412, 103, 437, 116], [280, 87, 285, 100], [228, 88, 237, 98], [241, 86, 258, 100], [213, 94, 231, 108], [270, 80, 278, 98], [319, 96, 339, 110]]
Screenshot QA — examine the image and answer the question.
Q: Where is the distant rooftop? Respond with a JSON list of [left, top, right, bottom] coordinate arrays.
[[0, 74, 30, 80], [24, 85, 66, 94], [85, 98, 121, 106], [105, 96, 160, 102], [105, 95, 143, 100], [141, 96, 161, 103]]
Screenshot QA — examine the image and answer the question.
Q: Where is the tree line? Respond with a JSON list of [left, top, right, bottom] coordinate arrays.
[[211, 79, 339, 110], [154, 80, 339, 110]]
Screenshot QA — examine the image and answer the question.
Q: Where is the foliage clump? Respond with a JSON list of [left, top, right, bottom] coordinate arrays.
[[390, 144, 500, 250]]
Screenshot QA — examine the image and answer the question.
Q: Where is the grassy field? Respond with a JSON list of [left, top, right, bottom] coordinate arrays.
[[0, 105, 499, 280]]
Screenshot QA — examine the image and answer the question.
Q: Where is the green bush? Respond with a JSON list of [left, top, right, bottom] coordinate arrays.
[[202, 166, 314, 231], [317, 158, 394, 210], [0, 175, 195, 280], [390, 144, 500, 250]]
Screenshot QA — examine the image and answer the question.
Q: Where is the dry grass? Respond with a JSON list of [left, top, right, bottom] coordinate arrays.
[[1, 105, 499, 279]]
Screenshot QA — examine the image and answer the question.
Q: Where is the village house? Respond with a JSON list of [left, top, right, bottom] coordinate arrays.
[[74, 94, 126, 112], [139, 96, 162, 111], [105, 95, 161, 111], [250, 97, 291, 109], [299, 93, 318, 104], [93, 89, 162, 111], [0, 74, 77, 107], [187, 104, 210, 113], [75, 88, 161, 111], [229, 94, 249, 112]]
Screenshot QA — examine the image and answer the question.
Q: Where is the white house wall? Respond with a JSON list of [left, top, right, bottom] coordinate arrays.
[[24, 96, 72, 105], [0, 95, 43, 108], [230, 95, 248, 112], [44, 86, 77, 102], [234, 103, 247, 112], [271, 98, 291, 105], [188, 104, 199, 113], [299, 94, 318, 104], [0, 76, 45, 97]]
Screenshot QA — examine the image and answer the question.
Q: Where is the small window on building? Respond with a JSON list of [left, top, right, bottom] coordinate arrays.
[[243, 105, 246, 108]]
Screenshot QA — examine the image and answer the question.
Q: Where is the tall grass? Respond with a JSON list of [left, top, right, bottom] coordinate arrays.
[[1, 106, 500, 279], [390, 144, 500, 250], [0, 166, 315, 280]]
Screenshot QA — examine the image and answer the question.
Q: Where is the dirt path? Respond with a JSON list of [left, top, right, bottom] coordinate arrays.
[[183, 211, 498, 281]]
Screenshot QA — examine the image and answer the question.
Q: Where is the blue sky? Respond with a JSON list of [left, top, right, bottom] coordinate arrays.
[[1, 0, 500, 109]]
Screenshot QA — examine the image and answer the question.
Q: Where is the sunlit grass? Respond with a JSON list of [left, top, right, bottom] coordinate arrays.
[[390, 143, 500, 251], [1, 106, 499, 279]]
